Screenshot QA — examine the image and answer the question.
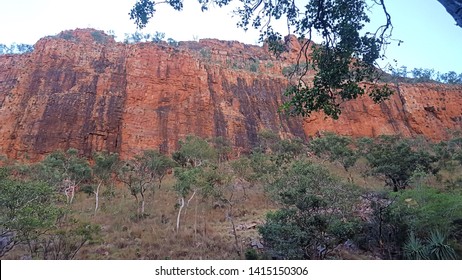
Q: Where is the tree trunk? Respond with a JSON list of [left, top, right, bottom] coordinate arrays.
[[140, 190, 145, 218], [187, 190, 196, 206], [158, 176, 164, 189], [184, 190, 196, 216], [133, 194, 140, 217], [69, 188, 75, 204], [227, 206, 241, 257], [176, 197, 185, 233], [94, 181, 102, 215], [194, 196, 198, 240]]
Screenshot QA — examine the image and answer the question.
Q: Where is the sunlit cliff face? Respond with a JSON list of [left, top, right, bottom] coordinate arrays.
[[1, 29, 461, 161]]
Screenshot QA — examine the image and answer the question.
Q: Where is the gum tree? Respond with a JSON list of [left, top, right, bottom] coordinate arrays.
[[360, 135, 439, 191], [92, 152, 119, 214], [172, 137, 218, 232], [0, 169, 100, 259], [309, 132, 358, 181], [0, 178, 60, 257], [117, 150, 172, 218], [35, 149, 91, 204]]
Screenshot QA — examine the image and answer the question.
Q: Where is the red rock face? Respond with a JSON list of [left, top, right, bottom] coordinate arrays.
[[0, 29, 461, 160], [303, 83, 462, 140], [0, 29, 127, 160]]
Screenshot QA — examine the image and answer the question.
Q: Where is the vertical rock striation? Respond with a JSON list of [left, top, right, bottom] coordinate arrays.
[[0, 29, 127, 160], [0, 29, 461, 161], [303, 83, 462, 140]]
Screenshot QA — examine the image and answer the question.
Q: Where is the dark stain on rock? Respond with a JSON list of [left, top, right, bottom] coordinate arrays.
[[207, 70, 228, 139], [156, 105, 170, 153]]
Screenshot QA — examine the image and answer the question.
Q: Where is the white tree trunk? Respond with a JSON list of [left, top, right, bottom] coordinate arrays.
[[194, 196, 198, 239], [176, 197, 185, 233], [187, 190, 196, 207], [140, 189, 145, 218], [94, 182, 102, 215], [69, 188, 75, 204], [184, 190, 196, 216]]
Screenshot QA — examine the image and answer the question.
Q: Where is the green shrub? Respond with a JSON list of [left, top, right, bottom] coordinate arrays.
[[200, 48, 211, 60], [282, 62, 309, 77], [91, 31, 107, 44], [395, 186, 462, 236], [404, 231, 457, 260], [244, 248, 261, 260], [259, 161, 361, 259], [58, 31, 76, 41], [426, 230, 457, 260], [361, 135, 439, 191], [249, 61, 259, 72], [403, 232, 428, 260]]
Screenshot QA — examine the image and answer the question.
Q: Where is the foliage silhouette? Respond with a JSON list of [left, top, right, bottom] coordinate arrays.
[[129, 0, 395, 119]]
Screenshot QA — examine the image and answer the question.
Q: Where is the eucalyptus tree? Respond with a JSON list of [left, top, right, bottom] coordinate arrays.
[[117, 150, 173, 218], [360, 135, 439, 191], [174, 135, 217, 167], [0, 43, 34, 54], [173, 138, 217, 231], [35, 149, 91, 204], [147, 150, 176, 189], [172, 136, 225, 233], [117, 150, 174, 218], [0, 167, 100, 259], [92, 152, 119, 214], [0, 177, 60, 257], [309, 132, 358, 181]]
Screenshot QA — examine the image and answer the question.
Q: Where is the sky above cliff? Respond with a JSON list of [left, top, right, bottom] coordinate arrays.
[[1, 0, 461, 73]]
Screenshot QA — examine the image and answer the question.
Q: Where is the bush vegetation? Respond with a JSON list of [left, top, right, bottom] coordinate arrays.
[[389, 65, 462, 84], [1, 132, 461, 259], [0, 43, 34, 55]]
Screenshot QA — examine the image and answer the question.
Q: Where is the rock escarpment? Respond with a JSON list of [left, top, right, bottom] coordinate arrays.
[[0, 29, 461, 160], [304, 83, 462, 140], [0, 29, 304, 160]]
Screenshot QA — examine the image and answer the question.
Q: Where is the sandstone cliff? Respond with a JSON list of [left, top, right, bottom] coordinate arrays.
[[304, 83, 462, 140], [0, 29, 461, 160]]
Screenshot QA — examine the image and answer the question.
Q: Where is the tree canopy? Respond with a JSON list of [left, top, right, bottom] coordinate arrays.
[[129, 0, 397, 119], [0, 43, 34, 55], [128, 1, 462, 118]]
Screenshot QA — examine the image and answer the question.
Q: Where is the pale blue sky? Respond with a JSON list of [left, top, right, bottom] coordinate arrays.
[[0, 0, 461, 73], [370, 0, 462, 73]]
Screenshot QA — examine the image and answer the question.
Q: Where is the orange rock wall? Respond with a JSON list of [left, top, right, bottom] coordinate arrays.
[[0, 29, 461, 160], [0, 29, 304, 160], [303, 83, 462, 140], [0, 30, 128, 160]]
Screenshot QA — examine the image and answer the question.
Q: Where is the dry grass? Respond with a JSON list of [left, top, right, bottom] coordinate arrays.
[[310, 157, 385, 191], [0, 158, 392, 260], [7, 154, 456, 260], [64, 175, 273, 260]]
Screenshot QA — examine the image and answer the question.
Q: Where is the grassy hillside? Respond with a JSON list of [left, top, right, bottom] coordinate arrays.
[[1, 132, 461, 260]]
